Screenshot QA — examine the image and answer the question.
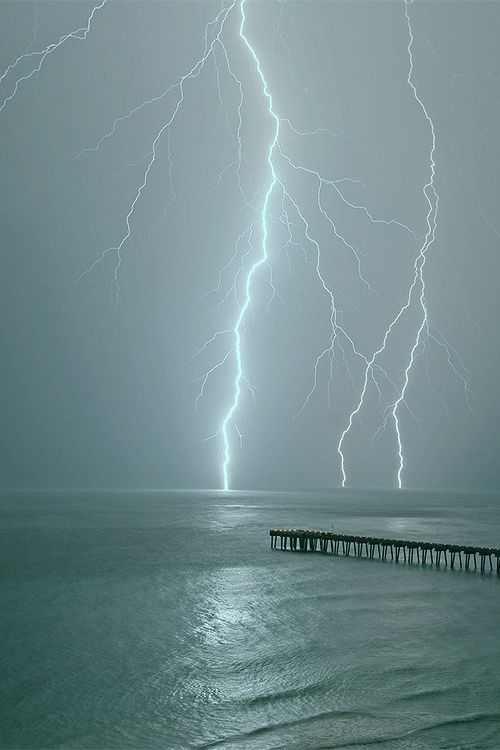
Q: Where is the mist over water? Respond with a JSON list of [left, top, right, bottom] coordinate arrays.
[[1, 490, 499, 749]]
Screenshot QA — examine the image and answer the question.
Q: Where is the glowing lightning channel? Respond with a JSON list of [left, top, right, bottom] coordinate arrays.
[[391, 0, 438, 487], [73, 1, 236, 300], [219, 0, 280, 491], [27, 0, 473, 490], [0, 0, 107, 115], [198, 0, 423, 488], [337, 0, 438, 488]]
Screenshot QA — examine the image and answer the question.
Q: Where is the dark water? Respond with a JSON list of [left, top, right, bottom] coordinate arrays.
[[1, 489, 499, 749]]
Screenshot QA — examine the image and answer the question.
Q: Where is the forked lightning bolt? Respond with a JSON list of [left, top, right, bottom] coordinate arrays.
[[73, 1, 236, 300], [0, 1, 107, 115], [219, 0, 279, 491], [78, 0, 472, 489], [1, 0, 476, 490], [193, 0, 438, 489], [336, 1, 473, 488]]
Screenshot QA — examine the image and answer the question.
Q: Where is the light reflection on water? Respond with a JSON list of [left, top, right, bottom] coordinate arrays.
[[0, 489, 499, 748]]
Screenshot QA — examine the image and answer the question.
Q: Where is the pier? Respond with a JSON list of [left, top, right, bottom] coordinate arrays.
[[270, 529, 500, 574]]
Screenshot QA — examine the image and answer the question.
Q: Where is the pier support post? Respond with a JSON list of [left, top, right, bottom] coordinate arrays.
[[269, 529, 500, 578]]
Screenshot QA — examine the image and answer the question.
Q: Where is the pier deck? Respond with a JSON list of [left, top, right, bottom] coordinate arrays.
[[270, 529, 500, 574]]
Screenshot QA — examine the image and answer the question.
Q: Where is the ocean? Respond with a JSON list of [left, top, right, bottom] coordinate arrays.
[[0, 489, 499, 749]]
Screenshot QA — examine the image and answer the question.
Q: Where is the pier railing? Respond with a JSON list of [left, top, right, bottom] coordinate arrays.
[[269, 529, 500, 574]]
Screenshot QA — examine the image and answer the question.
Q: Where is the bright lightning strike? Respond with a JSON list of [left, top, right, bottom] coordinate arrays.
[[73, 1, 236, 301], [219, 0, 279, 491], [7, 0, 478, 490], [390, 0, 438, 488], [0, 0, 107, 115], [197, 0, 436, 489], [335, 0, 475, 488]]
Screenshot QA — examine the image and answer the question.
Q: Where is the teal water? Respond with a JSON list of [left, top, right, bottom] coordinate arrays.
[[0, 489, 499, 749]]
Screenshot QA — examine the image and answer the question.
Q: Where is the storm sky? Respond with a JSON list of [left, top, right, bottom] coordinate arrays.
[[1, 0, 499, 492]]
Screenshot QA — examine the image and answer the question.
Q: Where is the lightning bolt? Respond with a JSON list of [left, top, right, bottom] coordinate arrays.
[[185, 0, 473, 489], [337, 0, 439, 488], [390, 0, 438, 487], [73, 1, 236, 301], [219, 0, 279, 491], [0, 0, 107, 115], [336, 1, 473, 487], [6, 0, 477, 490], [195, 0, 427, 489]]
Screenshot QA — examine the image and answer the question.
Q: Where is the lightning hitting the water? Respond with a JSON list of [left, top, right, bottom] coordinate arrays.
[[1, 0, 477, 490], [219, 0, 279, 491], [78, 0, 472, 489]]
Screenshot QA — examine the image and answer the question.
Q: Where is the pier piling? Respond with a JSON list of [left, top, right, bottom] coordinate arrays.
[[269, 529, 500, 577]]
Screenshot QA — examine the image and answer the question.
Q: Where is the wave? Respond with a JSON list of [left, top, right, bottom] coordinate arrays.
[[314, 711, 500, 749], [194, 706, 500, 750]]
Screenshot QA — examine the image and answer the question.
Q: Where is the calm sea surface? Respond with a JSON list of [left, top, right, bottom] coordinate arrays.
[[0, 489, 499, 749]]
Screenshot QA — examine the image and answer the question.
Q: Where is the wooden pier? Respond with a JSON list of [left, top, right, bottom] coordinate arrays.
[[270, 529, 500, 574]]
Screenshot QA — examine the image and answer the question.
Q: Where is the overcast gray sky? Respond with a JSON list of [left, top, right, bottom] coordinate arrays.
[[1, 0, 499, 492]]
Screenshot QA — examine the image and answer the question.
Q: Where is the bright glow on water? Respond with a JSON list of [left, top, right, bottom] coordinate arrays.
[[0, 490, 499, 748]]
